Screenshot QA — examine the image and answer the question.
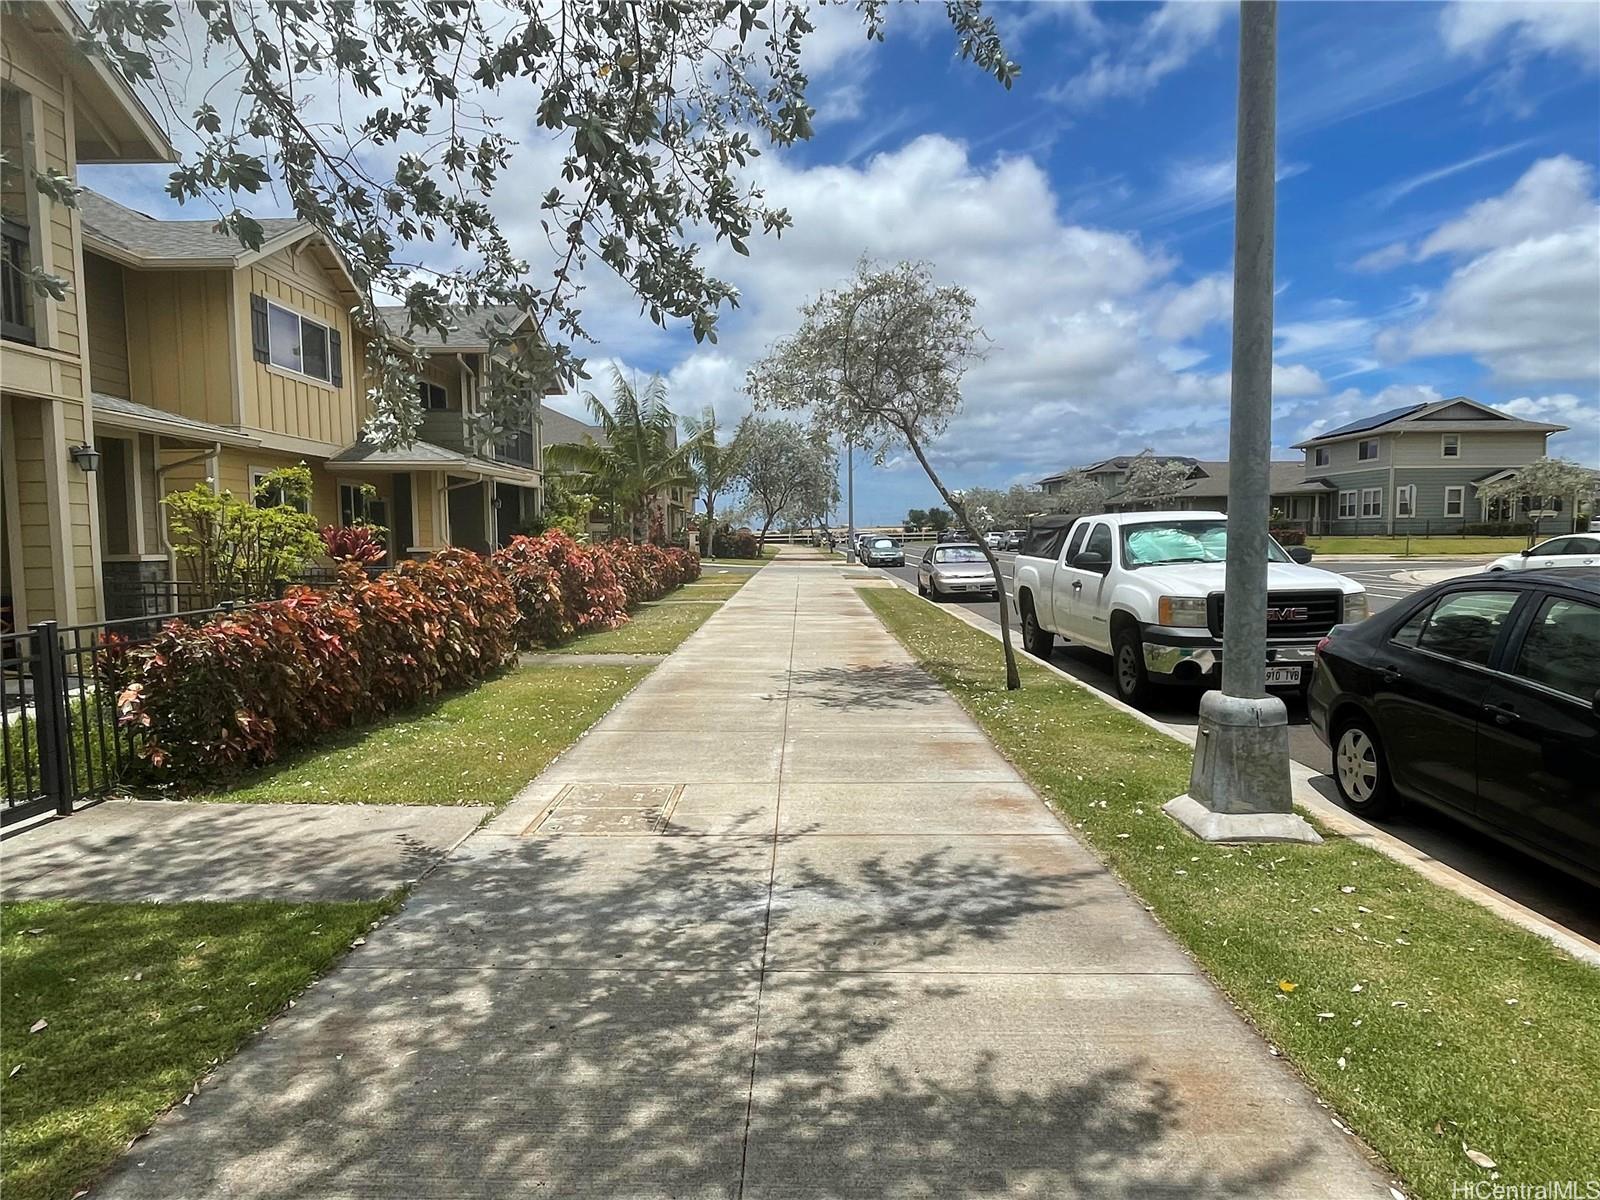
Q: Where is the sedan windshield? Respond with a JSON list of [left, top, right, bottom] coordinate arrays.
[[1121, 521, 1291, 567], [934, 547, 987, 564], [871, 539, 899, 549]]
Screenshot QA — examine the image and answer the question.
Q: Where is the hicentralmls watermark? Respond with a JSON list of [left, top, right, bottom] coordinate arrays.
[[1451, 1183, 1600, 1200]]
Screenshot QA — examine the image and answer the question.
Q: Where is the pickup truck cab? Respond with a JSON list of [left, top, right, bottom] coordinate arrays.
[[1012, 510, 1368, 707]]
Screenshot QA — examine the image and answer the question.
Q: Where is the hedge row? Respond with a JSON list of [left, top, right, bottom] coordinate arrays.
[[107, 537, 700, 782]]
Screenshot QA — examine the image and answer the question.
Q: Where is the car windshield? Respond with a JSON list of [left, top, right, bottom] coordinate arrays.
[[1120, 521, 1291, 567], [871, 539, 898, 548], [934, 547, 986, 563]]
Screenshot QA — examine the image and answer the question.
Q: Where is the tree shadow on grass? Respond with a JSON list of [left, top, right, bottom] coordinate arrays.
[[87, 828, 1360, 1199]]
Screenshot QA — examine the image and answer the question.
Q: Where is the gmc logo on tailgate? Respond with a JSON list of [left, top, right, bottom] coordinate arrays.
[[1266, 606, 1309, 622]]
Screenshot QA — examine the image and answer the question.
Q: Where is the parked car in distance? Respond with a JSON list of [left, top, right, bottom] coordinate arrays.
[[1011, 511, 1367, 707], [1309, 569, 1600, 886], [861, 536, 906, 567], [938, 529, 973, 543], [1485, 534, 1600, 573], [1005, 529, 1027, 551], [984, 531, 1007, 550], [917, 542, 1001, 600]]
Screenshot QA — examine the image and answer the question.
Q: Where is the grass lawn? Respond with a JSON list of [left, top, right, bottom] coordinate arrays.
[[860, 587, 1600, 1200], [1305, 535, 1528, 556], [200, 664, 646, 806], [1, 897, 389, 1200], [666, 578, 750, 601], [543, 600, 722, 655]]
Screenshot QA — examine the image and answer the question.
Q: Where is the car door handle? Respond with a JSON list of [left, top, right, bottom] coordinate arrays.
[[1071, 581, 1082, 591], [1483, 703, 1518, 726], [1379, 667, 1402, 684]]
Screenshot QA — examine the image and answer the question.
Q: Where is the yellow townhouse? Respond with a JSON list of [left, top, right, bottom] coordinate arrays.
[[75, 191, 548, 617], [2, 0, 172, 630]]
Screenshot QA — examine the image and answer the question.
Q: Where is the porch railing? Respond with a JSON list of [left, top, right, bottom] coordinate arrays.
[[493, 427, 536, 468]]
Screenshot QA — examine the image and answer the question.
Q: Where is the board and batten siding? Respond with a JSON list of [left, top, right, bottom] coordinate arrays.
[[239, 246, 359, 449], [123, 268, 235, 426], [84, 252, 131, 398]]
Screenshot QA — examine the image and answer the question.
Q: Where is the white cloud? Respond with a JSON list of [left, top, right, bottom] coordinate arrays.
[[1153, 274, 1231, 341], [1440, 1, 1600, 65], [1418, 155, 1597, 259], [1271, 363, 1328, 398], [1352, 242, 1412, 274], [1404, 228, 1600, 381], [1048, 1, 1230, 110]]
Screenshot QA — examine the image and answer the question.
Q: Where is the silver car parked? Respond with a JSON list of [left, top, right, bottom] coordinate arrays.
[[917, 542, 1000, 600]]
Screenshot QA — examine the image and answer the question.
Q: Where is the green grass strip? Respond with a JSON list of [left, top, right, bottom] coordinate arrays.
[[859, 586, 1600, 1200], [200, 664, 646, 807], [1303, 536, 1527, 556], [1, 897, 391, 1200], [542, 601, 721, 655]]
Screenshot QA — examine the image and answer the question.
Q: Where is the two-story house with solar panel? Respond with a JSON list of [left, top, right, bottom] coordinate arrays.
[[1290, 397, 1571, 535]]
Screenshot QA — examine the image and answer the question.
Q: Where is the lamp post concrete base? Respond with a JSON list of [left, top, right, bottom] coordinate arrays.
[[1164, 690, 1322, 845]]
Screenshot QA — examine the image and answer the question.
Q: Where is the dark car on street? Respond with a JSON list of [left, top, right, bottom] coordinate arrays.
[[1309, 569, 1600, 885], [861, 536, 905, 567]]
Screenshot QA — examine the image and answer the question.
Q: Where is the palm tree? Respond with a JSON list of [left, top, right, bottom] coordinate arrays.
[[544, 367, 701, 543], [682, 407, 746, 556]]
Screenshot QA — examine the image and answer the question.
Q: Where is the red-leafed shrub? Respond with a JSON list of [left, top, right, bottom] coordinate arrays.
[[492, 532, 627, 646], [664, 546, 701, 587], [491, 536, 571, 646], [1270, 526, 1307, 546], [719, 530, 760, 559], [597, 540, 655, 606], [320, 524, 388, 564], [112, 554, 515, 782]]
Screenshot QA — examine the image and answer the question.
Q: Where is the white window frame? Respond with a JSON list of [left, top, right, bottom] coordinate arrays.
[[417, 380, 448, 411], [1444, 486, 1464, 517], [1395, 484, 1415, 518], [1337, 489, 1358, 519], [1357, 438, 1379, 462], [265, 300, 332, 383], [1313, 447, 1330, 467], [1360, 488, 1382, 518], [1441, 433, 1460, 458]]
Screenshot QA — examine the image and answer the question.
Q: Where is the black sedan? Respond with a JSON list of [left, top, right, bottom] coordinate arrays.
[[1309, 569, 1600, 885]]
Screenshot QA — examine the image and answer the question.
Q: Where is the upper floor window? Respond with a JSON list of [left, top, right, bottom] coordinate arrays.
[[1312, 447, 1330, 467], [418, 381, 448, 410], [250, 293, 342, 385], [2, 85, 37, 346], [1441, 434, 1460, 458], [1357, 438, 1379, 462], [251, 467, 309, 513]]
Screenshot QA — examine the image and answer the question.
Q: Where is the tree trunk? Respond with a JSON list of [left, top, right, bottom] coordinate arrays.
[[901, 429, 1022, 690]]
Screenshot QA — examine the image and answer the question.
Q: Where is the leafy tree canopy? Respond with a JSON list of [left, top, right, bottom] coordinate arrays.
[[78, 0, 1016, 446], [735, 415, 838, 545]]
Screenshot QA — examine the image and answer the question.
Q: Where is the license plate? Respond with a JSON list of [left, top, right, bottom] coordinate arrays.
[[1265, 665, 1303, 687]]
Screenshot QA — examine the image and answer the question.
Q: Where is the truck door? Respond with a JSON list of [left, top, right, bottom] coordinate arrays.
[[1060, 522, 1114, 648], [1045, 522, 1089, 630]]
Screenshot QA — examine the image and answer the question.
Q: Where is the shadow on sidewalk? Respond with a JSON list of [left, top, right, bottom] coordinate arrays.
[[98, 828, 1331, 1198]]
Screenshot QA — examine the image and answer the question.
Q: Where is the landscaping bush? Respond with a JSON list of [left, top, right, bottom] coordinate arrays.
[[492, 531, 628, 647], [320, 523, 387, 564], [1270, 526, 1306, 546], [718, 529, 761, 558], [491, 535, 572, 646], [112, 554, 515, 782]]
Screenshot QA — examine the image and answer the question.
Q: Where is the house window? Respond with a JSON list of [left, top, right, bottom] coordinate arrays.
[[1444, 486, 1464, 517], [1312, 447, 1330, 467], [1442, 434, 1460, 458], [1395, 485, 1415, 518], [252, 467, 309, 513], [1485, 496, 1513, 522], [339, 482, 378, 527], [417, 380, 448, 411], [2, 85, 38, 346], [1360, 488, 1382, 518], [266, 301, 332, 382], [1338, 490, 1358, 519], [1357, 438, 1379, 462]]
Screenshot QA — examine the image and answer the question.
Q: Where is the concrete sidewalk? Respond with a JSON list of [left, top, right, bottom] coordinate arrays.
[[96, 549, 1391, 1198]]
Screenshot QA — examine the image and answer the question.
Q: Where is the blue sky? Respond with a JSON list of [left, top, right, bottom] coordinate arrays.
[[83, 1, 1600, 524]]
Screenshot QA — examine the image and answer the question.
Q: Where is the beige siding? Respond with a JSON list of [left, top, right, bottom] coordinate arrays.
[[84, 252, 131, 398], [6, 396, 58, 620], [124, 268, 235, 426], [1390, 428, 1550, 468], [240, 246, 358, 448], [61, 399, 98, 617]]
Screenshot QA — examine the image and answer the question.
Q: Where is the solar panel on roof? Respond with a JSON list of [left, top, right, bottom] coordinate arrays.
[[1319, 402, 1429, 439]]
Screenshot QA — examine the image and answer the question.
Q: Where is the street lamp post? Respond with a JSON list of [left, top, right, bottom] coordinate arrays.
[[1165, 0, 1319, 845], [845, 436, 857, 563]]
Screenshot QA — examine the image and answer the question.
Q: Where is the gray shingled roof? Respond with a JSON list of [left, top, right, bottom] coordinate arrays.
[[329, 438, 536, 482], [540, 405, 609, 449], [81, 190, 304, 261], [91, 393, 258, 447], [374, 305, 533, 350], [1104, 460, 1331, 505]]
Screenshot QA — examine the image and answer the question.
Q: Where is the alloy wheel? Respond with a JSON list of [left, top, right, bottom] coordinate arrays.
[[1336, 727, 1379, 803]]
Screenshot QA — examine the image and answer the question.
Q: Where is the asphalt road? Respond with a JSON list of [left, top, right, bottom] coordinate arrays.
[[868, 545, 1600, 943]]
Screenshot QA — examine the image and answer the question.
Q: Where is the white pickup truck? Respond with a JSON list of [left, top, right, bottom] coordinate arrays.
[[1012, 510, 1368, 707]]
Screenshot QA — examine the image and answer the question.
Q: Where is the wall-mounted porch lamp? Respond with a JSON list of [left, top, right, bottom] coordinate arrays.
[[69, 444, 101, 472]]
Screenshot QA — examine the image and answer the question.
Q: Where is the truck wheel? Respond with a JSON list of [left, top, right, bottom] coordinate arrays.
[[1112, 624, 1153, 708], [1021, 600, 1053, 658]]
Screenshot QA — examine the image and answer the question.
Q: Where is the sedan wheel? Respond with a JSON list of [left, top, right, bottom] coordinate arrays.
[[1333, 719, 1398, 817]]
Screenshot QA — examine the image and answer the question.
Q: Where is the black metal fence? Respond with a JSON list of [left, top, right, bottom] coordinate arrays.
[[1, 606, 233, 826]]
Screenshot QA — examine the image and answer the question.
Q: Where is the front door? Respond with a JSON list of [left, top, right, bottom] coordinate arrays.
[[1374, 588, 1524, 815], [1476, 594, 1600, 873]]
